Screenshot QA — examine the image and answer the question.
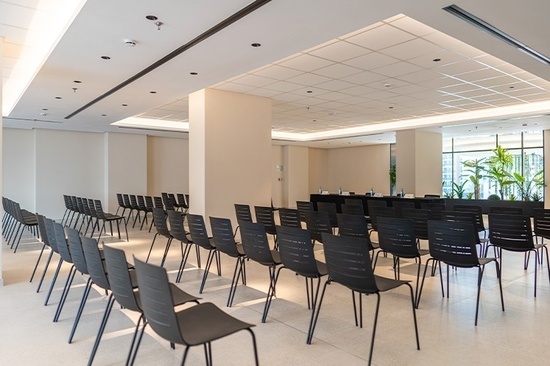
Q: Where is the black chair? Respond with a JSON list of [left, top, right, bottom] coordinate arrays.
[[133, 258, 259, 365], [130, 195, 142, 228], [239, 221, 283, 323], [31, 214, 51, 286], [310, 233, 420, 364], [43, 217, 63, 306], [146, 208, 174, 267], [296, 201, 313, 222], [488, 213, 550, 297], [136, 195, 150, 229], [115, 193, 126, 216], [278, 208, 302, 228], [441, 210, 488, 254], [337, 213, 379, 257], [490, 206, 524, 215], [187, 214, 221, 293], [392, 201, 415, 218], [103, 245, 200, 365], [176, 193, 189, 214], [401, 208, 430, 243], [422, 203, 446, 220], [424, 194, 440, 198], [304, 210, 332, 246], [209, 216, 247, 307], [52, 222, 77, 323], [366, 199, 387, 219], [254, 206, 278, 244], [418, 220, 504, 325], [341, 204, 364, 216], [162, 192, 176, 211], [167, 210, 200, 282], [276, 226, 327, 344], [374, 217, 430, 307], [453, 204, 486, 238], [532, 208, 550, 245], [234, 203, 253, 235], [316, 202, 338, 231], [368, 206, 395, 236], [94, 199, 129, 242], [122, 194, 134, 221]]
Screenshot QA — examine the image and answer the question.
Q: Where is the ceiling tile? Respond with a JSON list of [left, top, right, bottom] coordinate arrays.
[[231, 74, 277, 88], [381, 38, 442, 60], [277, 54, 333, 72], [371, 61, 423, 77], [345, 24, 416, 50], [341, 71, 387, 85], [264, 81, 303, 93], [314, 79, 357, 92], [253, 65, 304, 80], [308, 41, 371, 62], [343, 52, 400, 70], [312, 63, 362, 79], [286, 72, 332, 86], [390, 16, 436, 37]]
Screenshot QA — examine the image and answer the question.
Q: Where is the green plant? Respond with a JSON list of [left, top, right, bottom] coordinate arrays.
[[509, 194, 517, 201], [451, 181, 468, 199], [532, 192, 542, 201], [466, 192, 474, 199], [389, 164, 396, 191], [462, 158, 486, 200], [487, 194, 501, 200], [485, 145, 514, 199]]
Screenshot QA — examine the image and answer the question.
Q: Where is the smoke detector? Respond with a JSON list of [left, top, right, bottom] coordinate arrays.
[[124, 39, 136, 47]]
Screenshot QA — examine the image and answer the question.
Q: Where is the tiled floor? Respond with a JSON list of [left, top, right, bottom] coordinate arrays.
[[2, 218, 550, 365]]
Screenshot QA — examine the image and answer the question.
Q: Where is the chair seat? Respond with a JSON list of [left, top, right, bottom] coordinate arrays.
[[170, 283, 201, 305], [104, 213, 124, 220], [315, 260, 328, 276], [176, 302, 254, 346], [271, 250, 282, 265], [374, 275, 411, 293]]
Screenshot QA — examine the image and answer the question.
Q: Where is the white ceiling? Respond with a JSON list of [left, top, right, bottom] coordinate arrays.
[[2, 0, 550, 147]]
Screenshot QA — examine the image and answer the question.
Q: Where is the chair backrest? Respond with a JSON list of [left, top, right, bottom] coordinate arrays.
[[153, 196, 164, 209], [344, 198, 364, 207], [441, 211, 480, 244], [123, 194, 131, 208], [36, 214, 50, 247], [377, 217, 419, 256], [81, 199, 91, 216], [71, 196, 78, 212], [63, 195, 72, 210], [187, 214, 213, 249], [239, 221, 275, 265], [88, 199, 98, 218], [66, 227, 88, 274], [103, 245, 140, 312], [337, 213, 370, 240], [452, 204, 485, 232], [137, 195, 147, 210], [166, 210, 186, 242], [490, 206, 524, 215], [43, 217, 59, 253], [296, 201, 313, 222], [369, 206, 395, 231], [489, 214, 534, 250], [341, 204, 364, 216], [366, 199, 387, 217], [533, 208, 550, 238], [316, 202, 338, 227], [235, 204, 253, 223], [401, 208, 430, 240], [278, 208, 302, 228], [321, 233, 377, 293], [304, 210, 332, 243], [254, 206, 276, 234], [81, 236, 110, 290], [117, 193, 124, 207], [93, 200, 107, 219], [162, 193, 175, 210], [130, 195, 139, 209], [422, 203, 446, 220], [145, 196, 154, 209], [76, 197, 85, 214], [53, 222, 72, 263], [177, 193, 188, 208], [392, 201, 415, 218], [424, 194, 441, 198], [209, 216, 240, 257], [134, 258, 184, 344], [276, 226, 320, 277], [428, 220, 479, 267]]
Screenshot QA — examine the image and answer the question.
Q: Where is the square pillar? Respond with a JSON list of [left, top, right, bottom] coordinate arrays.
[[189, 89, 272, 224]]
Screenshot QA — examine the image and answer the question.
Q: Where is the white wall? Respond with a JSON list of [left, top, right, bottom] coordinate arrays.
[[272, 145, 284, 208], [147, 136, 189, 197], [327, 144, 391, 195], [2, 129, 35, 211], [105, 133, 147, 212], [35, 129, 104, 219]]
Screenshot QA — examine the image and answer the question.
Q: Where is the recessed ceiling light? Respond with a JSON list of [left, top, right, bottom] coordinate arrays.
[[102, 114, 107, 117], [101, 55, 111, 60], [42, 108, 48, 111], [389, 106, 394, 109], [73, 80, 82, 84], [522, 123, 528, 126], [150, 91, 157, 94], [190, 72, 198, 75], [307, 90, 313, 94], [509, 86, 515, 89], [55, 96, 62, 99], [384, 83, 392, 88], [124, 39, 137, 47], [122, 104, 128, 107], [146, 15, 158, 21], [313, 119, 317, 122], [433, 58, 441, 62], [251, 43, 261, 47]]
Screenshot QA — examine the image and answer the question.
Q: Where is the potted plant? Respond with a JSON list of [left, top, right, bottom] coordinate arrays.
[[462, 158, 486, 200], [485, 145, 514, 199], [389, 164, 396, 196]]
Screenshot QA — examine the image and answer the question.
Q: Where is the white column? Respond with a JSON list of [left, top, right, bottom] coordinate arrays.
[[189, 89, 272, 224], [396, 130, 442, 197], [104, 132, 147, 212], [544, 130, 550, 208]]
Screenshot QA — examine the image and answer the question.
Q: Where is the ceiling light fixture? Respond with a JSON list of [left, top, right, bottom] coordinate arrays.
[[73, 80, 82, 83], [251, 43, 262, 47], [101, 55, 111, 60], [150, 91, 157, 94], [190, 72, 198, 75], [145, 15, 158, 21], [55, 96, 62, 99], [443, 4, 550, 65], [307, 90, 313, 94], [122, 104, 128, 107], [433, 58, 441, 62], [124, 39, 137, 47]]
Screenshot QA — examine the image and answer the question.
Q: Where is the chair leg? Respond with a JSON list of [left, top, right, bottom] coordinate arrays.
[[367, 293, 381, 366], [181, 346, 191, 366], [176, 242, 193, 283], [87, 293, 115, 366], [45, 258, 64, 306], [30, 243, 47, 282], [246, 329, 260, 366], [405, 283, 421, 351], [533, 249, 538, 297], [474, 266, 483, 326], [494, 261, 505, 312], [416, 258, 437, 308], [53, 265, 76, 322], [37, 249, 54, 293], [126, 315, 145, 366], [159, 238, 173, 268], [199, 250, 216, 294], [69, 278, 93, 343], [145, 234, 159, 263], [308, 278, 330, 344], [227, 257, 244, 307], [414, 257, 422, 308], [261, 265, 282, 323], [128, 320, 148, 366], [352, 290, 358, 327], [306, 277, 322, 344]]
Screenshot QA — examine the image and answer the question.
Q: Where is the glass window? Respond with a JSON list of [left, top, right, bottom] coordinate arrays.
[[442, 138, 453, 153], [498, 133, 522, 149], [453, 134, 495, 152], [523, 131, 543, 148]]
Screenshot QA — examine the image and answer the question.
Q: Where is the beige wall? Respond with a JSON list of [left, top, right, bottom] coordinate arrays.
[[327, 144, 391, 195], [309, 148, 329, 194], [2, 128, 35, 211], [104, 133, 147, 212], [284, 145, 310, 207], [272, 145, 284, 208], [147, 136, 189, 197]]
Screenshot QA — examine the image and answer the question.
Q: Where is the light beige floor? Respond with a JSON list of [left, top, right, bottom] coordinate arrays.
[[2, 217, 550, 365]]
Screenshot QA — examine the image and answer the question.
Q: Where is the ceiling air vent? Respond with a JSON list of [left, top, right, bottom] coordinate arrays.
[[443, 4, 550, 65]]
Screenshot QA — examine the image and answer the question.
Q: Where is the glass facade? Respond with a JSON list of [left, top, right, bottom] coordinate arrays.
[[442, 131, 544, 200]]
